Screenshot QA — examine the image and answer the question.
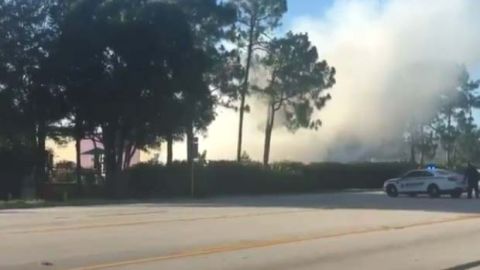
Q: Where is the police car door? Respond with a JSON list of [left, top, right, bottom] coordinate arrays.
[[399, 171, 425, 192]]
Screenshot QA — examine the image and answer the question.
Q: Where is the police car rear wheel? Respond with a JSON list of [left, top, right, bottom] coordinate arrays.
[[386, 185, 398, 197], [428, 184, 440, 198]]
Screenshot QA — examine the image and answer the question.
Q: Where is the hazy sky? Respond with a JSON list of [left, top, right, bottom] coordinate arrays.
[[50, 0, 480, 164], [200, 0, 480, 163]]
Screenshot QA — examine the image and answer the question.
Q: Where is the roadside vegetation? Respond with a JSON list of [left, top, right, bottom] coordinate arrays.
[[0, 0, 479, 203], [9, 161, 412, 201]]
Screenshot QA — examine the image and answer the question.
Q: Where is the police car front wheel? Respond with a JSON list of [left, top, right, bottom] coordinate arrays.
[[428, 184, 440, 198], [386, 185, 398, 197]]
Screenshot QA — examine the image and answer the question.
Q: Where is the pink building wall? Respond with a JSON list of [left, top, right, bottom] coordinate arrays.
[[80, 139, 140, 169]]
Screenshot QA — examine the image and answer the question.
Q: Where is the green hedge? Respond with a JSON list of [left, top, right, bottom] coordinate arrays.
[[121, 161, 413, 198], [40, 182, 104, 201], [0, 148, 34, 200]]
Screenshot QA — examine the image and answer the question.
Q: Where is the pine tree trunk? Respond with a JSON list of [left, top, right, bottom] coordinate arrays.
[[263, 104, 275, 166], [420, 150, 425, 167], [419, 126, 424, 166], [74, 117, 83, 188], [35, 121, 47, 198], [237, 16, 255, 162], [410, 141, 416, 164], [447, 113, 452, 167], [103, 126, 119, 197], [91, 138, 100, 175]]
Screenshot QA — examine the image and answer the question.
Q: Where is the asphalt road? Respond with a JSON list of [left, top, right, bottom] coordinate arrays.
[[2, 191, 480, 270]]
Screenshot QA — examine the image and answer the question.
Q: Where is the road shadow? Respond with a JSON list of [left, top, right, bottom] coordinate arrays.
[[143, 191, 480, 214], [3, 191, 480, 215]]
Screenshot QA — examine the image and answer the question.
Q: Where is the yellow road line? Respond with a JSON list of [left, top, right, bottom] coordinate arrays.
[[11, 209, 317, 234], [68, 214, 480, 270]]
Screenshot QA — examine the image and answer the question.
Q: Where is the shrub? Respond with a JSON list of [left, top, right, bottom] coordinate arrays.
[[123, 162, 191, 198], [120, 161, 413, 198], [56, 160, 76, 170], [0, 147, 34, 200]]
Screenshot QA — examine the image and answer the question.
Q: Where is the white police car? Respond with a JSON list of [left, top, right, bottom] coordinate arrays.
[[383, 168, 466, 198]]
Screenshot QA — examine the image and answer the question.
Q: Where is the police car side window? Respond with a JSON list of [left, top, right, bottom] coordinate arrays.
[[404, 171, 422, 178], [419, 171, 433, 177], [404, 171, 433, 179]]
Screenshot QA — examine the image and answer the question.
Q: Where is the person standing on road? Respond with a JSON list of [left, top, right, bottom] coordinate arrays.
[[464, 162, 479, 199]]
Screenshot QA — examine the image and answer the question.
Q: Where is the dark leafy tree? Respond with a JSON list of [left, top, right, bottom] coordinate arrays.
[[168, 0, 240, 164], [0, 0, 65, 195], [432, 65, 480, 167], [51, 0, 104, 184], [454, 67, 480, 164], [54, 0, 212, 195]]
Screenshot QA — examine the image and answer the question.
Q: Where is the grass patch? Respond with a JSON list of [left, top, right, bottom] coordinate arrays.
[[0, 198, 169, 210], [0, 199, 48, 209]]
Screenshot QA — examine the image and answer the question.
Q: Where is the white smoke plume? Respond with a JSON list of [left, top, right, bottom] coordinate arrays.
[[168, 0, 480, 163]]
